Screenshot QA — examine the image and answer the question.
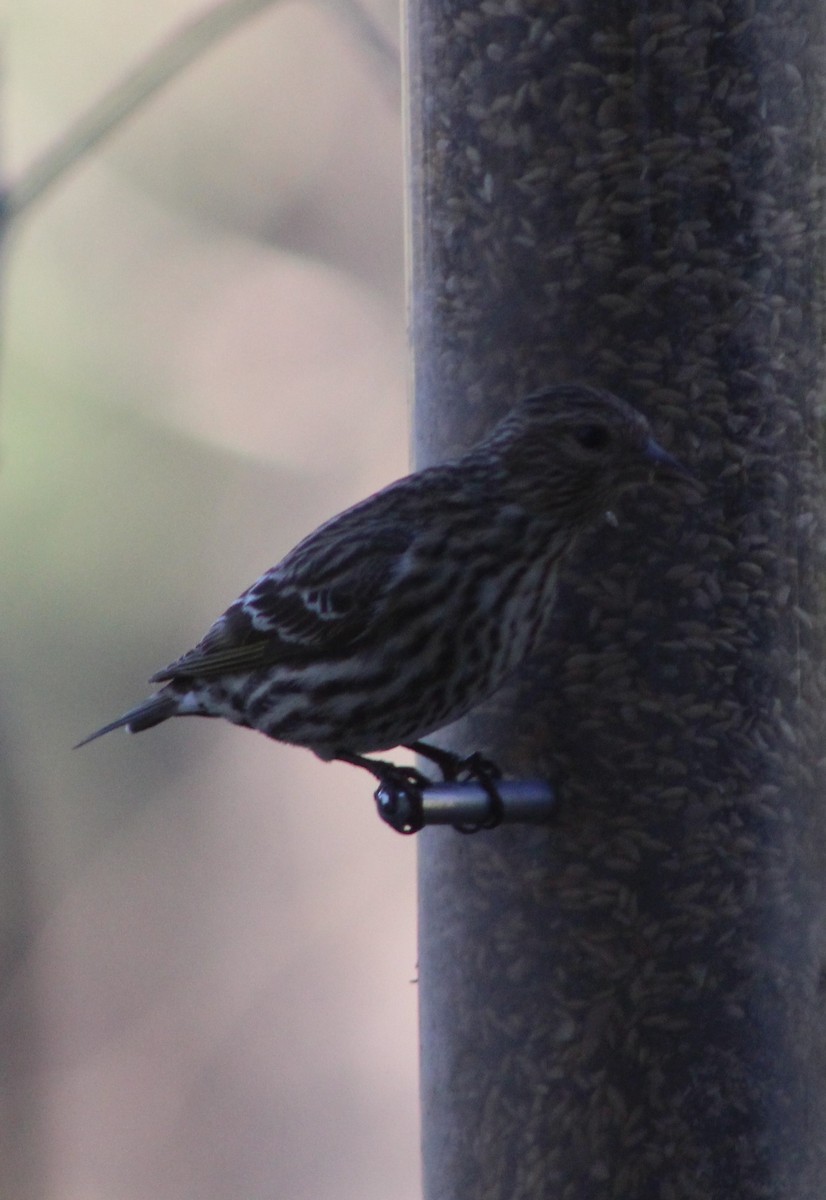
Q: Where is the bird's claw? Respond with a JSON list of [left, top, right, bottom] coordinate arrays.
[[408, 743, 506, 832], [374, 766, 429, 835], [453, 751, 502, 784], [451, 753, 505, 833], [371, 747, 506, 834]]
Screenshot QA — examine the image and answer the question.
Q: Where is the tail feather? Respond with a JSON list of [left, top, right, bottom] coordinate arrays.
[[74, 690, 178, 749]]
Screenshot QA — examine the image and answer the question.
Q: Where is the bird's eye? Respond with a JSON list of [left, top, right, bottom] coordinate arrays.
[[575, 424, 611, 450]]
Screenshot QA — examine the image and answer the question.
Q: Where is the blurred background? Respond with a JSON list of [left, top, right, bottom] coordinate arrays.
[[2, 1, 418, 1197]]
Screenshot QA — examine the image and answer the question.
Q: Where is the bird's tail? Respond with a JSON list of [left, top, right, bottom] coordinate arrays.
[[74, 689, 178, 749]]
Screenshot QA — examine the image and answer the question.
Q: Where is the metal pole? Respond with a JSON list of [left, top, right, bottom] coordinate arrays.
[[407, 2, 826, 1196]]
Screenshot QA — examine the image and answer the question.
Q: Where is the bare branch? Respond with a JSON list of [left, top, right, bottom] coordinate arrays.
[[2, 0, 399, 227]]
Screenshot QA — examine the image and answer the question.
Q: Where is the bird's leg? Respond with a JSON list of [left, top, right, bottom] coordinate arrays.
[[451, 753, 505, 832], [405, 741, 506, 833], [406, 741, 503, 786], [337, 747, 507, 835], [336, 751, 429, 835], [404, 740, 464, 780]]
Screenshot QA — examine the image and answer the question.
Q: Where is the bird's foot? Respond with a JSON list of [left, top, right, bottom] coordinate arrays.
[[373, 767, 429, 835], [339, 747, 506, 834], [405, 742, 505, 832], [337, 752, 429, 835], [451, 753, 505, 833], [405, 741, 500, 782]]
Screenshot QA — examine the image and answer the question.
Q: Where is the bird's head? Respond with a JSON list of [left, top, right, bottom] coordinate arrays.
[[483, 383, 689, 522]]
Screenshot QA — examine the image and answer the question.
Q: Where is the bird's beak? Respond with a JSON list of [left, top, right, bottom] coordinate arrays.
[[644, 438, 695, 482]]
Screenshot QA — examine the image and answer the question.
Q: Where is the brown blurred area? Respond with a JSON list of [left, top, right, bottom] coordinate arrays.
[[2, 2, 419, 1197]]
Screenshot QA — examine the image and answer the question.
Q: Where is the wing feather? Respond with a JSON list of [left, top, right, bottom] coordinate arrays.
[[150, 515, 417, 682]]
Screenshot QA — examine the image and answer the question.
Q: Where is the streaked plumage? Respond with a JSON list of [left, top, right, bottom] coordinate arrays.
[[77, 384, 685, 783]]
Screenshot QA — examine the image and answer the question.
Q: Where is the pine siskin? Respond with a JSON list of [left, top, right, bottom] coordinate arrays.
[[77, 384, 687, 823]]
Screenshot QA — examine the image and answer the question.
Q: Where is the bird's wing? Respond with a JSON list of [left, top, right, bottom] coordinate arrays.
[[149, 606, 279, 679], [150, 519, 417, 682]]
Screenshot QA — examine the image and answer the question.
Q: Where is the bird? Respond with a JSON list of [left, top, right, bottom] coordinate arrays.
[[77, 383, 687, 830]]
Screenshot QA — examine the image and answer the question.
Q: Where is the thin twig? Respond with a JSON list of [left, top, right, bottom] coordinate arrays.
[[4, 0, 276, 222], [2, 0, 399, 227], [328, 0, 400, 95]]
